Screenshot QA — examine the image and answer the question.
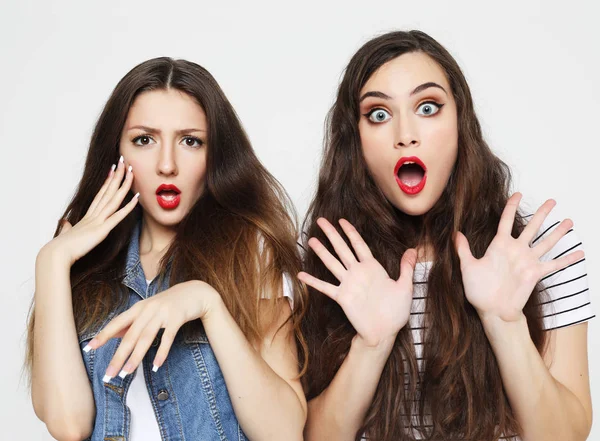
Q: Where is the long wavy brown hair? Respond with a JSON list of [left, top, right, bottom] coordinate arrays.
[[302, 31, 548, 441], [26, 57, 307, 377]]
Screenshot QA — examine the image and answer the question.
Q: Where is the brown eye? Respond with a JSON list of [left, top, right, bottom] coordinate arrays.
[[182, 136, 203, 148], [132, 135, 154, 146]]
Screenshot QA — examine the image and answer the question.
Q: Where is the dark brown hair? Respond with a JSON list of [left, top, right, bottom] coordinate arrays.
[[302, 31, 547, 441], [27, 57, 307, 376]]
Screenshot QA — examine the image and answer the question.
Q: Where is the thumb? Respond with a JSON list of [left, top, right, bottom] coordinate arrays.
[[397, 248, 418, 284], [454, 231, 475, 266], [58, 219, 72, 236]]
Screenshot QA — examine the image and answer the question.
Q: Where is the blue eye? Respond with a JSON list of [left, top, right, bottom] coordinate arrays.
[[366, 108, 392, 123], [132, 135, 155, 146], [416, 102, 442, 116], [182, 136, 204, 148]]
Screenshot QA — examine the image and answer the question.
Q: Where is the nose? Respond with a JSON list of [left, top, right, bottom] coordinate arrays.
[[395, 114, 420, 148], [157, 142, 178, 177]]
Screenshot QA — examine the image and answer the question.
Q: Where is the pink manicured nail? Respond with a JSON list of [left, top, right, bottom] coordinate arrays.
[[152, 364, 159, 372]]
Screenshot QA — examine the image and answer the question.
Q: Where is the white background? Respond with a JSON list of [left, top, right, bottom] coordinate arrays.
[[1, 0, 598, 439]]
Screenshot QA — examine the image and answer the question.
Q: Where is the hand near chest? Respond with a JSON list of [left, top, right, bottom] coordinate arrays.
[[83, 280, 220, 381], [455, 193, 584, 323]]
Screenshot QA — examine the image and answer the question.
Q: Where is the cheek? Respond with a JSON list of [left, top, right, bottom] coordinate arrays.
[[360, 125, 394, 179], [424, 122, 458, 174]]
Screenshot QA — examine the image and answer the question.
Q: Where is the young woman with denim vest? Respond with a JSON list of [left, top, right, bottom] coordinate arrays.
[[27, 58, 307, 441], [299, 31, 593, 441]]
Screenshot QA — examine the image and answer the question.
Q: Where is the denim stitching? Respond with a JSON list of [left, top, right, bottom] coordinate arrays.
[[190, 342, 228, 441]]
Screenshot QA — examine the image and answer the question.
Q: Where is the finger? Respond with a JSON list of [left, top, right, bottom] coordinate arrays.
[[58, 220, 72, 236], [297, 271, 338, 300], [307, 237, 347, 281], [103, 316, 155, 380], [338, 219, 374, 261], [104, 192, 140, 231], [85, 309, 137, 352], [117, 322, 162, 378], [152, 327, 178, 371], [454, 231, 476, 267], [519, 199, 556, 244], [540, 249, 585, 278], [497, 192, 522, 236], [98, 164, 135, 219], [397, 248, 417, 285], [317, 218, 357, 269], [91, 155, 126, 217], [532, 218, 573, 257], [85, 164, 117, 217]]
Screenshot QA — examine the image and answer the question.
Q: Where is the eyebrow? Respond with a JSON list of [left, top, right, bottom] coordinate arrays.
[[410, 82, 447, 96], [127, 125, 206, 134], [359, 91, 392, 103], [359, 82, 448, 103]]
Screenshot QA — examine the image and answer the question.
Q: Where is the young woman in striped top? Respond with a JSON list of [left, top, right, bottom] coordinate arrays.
[[299, 30, 593, 441]]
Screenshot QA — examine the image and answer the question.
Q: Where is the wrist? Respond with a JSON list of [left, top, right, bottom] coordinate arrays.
[[351, 333, 396, 359], [36, 244, 73, 271], [480, 312, 530, 346], [192, 281, 223, 322]]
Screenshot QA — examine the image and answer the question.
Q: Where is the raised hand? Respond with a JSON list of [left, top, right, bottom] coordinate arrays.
[[84, 280, 219, 381], [455, 193, 584, 323], [298, 218, 417, 348], [43, 156, 139, 266]]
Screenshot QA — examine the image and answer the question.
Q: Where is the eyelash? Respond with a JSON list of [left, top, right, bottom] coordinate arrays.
[[130, 135, 205, 148]]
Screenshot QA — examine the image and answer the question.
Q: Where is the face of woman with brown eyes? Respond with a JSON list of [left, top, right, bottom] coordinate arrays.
[[119, 89, 208, 228], [358, 52, 459, 216]]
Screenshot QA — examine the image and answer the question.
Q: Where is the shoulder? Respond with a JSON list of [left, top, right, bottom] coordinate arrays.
[[523, 211, 595, 331]]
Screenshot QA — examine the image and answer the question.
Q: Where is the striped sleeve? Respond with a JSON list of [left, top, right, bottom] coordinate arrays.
[[527, 214, 595, 330]]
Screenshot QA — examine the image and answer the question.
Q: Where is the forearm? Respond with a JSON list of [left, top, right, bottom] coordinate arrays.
[[305, 335, 394, 441], [201, 293, 305, 441], [32, 247, 95, 439], [482, 314, 590, 441]]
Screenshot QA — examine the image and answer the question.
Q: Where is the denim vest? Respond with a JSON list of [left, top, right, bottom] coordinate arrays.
[[78, 223, 248, 441]]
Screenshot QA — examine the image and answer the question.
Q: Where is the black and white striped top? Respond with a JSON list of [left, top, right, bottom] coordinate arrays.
[[362, 214, 594, 440]]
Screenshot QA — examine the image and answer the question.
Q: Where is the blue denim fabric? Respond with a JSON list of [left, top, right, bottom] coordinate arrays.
[[78, 222, 247, 441]]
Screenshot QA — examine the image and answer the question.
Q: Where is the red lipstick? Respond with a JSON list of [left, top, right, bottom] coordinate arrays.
[[394, 156, 427, 195], [155, 184, 181, 210]]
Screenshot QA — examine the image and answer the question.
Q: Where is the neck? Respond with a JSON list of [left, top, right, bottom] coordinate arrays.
[[139, 214, 176, 257]]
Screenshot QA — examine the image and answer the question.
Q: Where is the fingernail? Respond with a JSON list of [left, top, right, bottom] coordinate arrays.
[[119, 155, 124, 163], [83, 344, 92, 353], [128, 165, 132, 173], [118, 370, 129, 379], [152, 364, 159, 372], [102, 375, 112, 383], [135, 192, 140, 199]]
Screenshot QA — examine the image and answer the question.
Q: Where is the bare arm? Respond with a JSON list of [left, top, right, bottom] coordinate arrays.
[[32, 248, 95, 441], [483, 317, 592, 441], [202, 293, 307, 441], [30, 158, 138, 440], [298, 218, 417, 441], [305, 336, 393, 441]]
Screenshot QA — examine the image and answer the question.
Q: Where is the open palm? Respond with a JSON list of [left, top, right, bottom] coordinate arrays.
[[455, 193, 584, 322], [298, 218, 417, 347]]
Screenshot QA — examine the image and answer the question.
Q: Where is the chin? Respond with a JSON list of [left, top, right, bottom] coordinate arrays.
[[390, 194, 436, 217]]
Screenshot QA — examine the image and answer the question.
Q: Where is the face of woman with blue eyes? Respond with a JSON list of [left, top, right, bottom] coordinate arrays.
[[358, 52, 459, 216], [119, 89, 208, 227]]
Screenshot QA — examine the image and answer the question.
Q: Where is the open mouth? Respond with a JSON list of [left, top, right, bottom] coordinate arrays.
[[155, 184, 181, 209], [394, 157, 427, 195]]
